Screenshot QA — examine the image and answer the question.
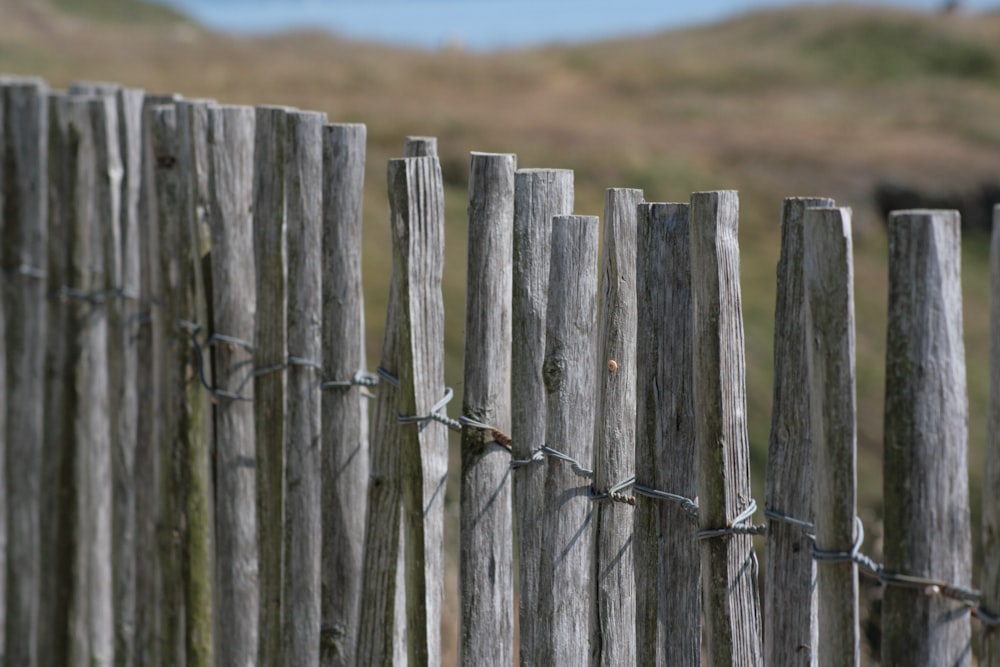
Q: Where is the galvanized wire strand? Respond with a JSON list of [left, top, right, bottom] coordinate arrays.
[[16, 263, 47, 279], [765, 507, 816, 535], [590, 476, 637, 506], [397, 386, 462, 432], [697, 498, 767, 540], [509, 448, 545, 469], [50, 286, 141, 304], [538, 444, 593, 479], [633, 482, 700, 520], [321, 370, 380, 391], [458, 415, 513, 450]]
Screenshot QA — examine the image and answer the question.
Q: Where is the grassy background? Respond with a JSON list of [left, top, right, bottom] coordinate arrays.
[[4, 0, 1000, 661]]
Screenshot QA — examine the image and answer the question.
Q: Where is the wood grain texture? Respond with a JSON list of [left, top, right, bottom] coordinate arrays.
[[174, 97, 215, 667], [882, 209, 972, 666], [510, 168, 573, 666], [690, 190, 762, 667], [134, 92, 180, 667], [357, 243, 406, 667], [590, 188, 642, 667], [634, 202, 699, 666], [764, 196, 834, 667], [282, 109, 326, 667], [803, 206, 859, 667], [1, 77, 48, 667], [539, 214, 599, 666], [251, 104, 291, 667], [459, 152, 516, 667], [39, 92, 76, 667], [320, 122, 368, 667], [985, 203, 1000, 666], [207, 104, 259, 667], [388, 155, 449, 667], [150, 104, 187, 667]]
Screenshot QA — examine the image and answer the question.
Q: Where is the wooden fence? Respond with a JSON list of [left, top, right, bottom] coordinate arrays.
[[1, 73, 998, 666]]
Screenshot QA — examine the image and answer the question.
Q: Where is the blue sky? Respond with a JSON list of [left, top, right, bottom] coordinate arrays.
[[155, 0, 1000, 50]]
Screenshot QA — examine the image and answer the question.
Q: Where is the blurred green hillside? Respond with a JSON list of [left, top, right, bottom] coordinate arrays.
[[3, 0, 1000, 660]]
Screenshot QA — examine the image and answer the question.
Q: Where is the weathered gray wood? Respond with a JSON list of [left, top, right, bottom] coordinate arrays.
[[320, 122, 368, 667], [538, 214, 599, 666], [150, 104, 188, 667], [591, 188, 642, 667], [207, 103, 258, 667], [803, 206, 859, 667], [113, 85, 144, 667], [984, 203, 1000, 666], [134, 92, 179, 667], [510, 167, 573, 666], [2, 76, 49, 667], [764, 196, 834, 667], [388, 155, 449, 666], [404, 136, 437, 157], [173, 98, 216, 667], [0, 77, 5, 666], [882, 209, 972, 665], [252, 104, 291, 667], [60, 94, 113, 667], [634, 202, 698, 666], [356, 138, 434, 667], [690, 190, 762, 667], [459, 152, 516, 667], [357, 248, 406, 667], [39, 92, 76, 667], [281, 109, 326, 667]]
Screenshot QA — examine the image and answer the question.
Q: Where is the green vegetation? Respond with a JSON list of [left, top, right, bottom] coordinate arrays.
[[47, 0, 190, 25]]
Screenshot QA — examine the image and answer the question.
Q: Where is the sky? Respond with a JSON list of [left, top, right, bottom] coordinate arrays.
[[154, 0, 999, 50]]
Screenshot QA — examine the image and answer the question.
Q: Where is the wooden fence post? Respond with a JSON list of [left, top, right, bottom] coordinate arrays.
[[39, 91, 73, 667], [634, 201, 699, 666], [0, 76, 5, 667], [539, 214, 599, 666], [175, 97, 216, 667], [690, 190, 763, 667], [71, 82, 145, 667], [803, 206, 859, 666], [389, 155, 449, 666], [320, 122, 368, 667], [252, 104, 290, 667], [357, 136, 435, 667], [135, 92, 180, 667], [510, 167, 573, 666], [591, 188, 642, 666], [1, 76, 48, 667], [883, 209, 972, 665], [984, 203, 1000, 666], [764, 196, 834, 665], [207, 104, 258, 667], [282, 109, 326, 667], [460, 152, 516, 666]]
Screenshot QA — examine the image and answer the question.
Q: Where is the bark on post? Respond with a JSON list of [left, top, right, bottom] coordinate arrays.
[[252, 104, 291, 667], [984, 205, 1000, 666], [1, 76, 48, 667], [591, 188, 642, 667], [690, 190, 762, 666], [320, 122, 368, 667], [764, 196, 834, 666], [388, 155, 449, 667], [459, 152, 516, 666], [634, 202, 699, 666], [538, 214, 599, 666], [803, 206, 859, 666], [882, 209, 972, 665], [282, 109, 326, 667], [510, 168, 573, 666]]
